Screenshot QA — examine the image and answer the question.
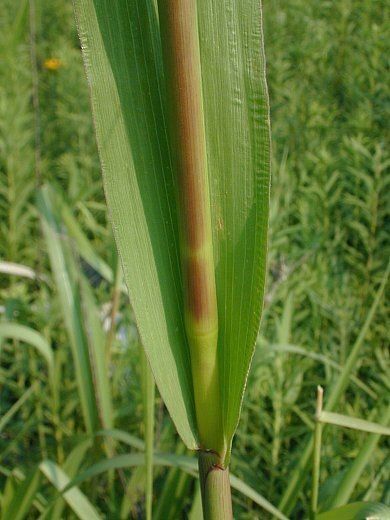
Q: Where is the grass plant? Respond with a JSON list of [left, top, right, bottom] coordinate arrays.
[[0, 0, 389, 518], [73, 0, 271, 515]]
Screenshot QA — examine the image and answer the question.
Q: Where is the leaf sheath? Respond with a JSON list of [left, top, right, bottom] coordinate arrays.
[[158, 0, 222, 455]]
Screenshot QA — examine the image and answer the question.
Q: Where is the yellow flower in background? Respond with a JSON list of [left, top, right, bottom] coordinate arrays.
[[43, 58, 62, 71]]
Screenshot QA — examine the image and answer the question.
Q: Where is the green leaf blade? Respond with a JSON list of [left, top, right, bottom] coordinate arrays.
[[0, 323, 54, 370], [79, 276, 114, 431], [318, 410, 390, 436], [74, 0, 270, 461], [198, 0, 270, 457], [39, 460, 102, 520], [316, 501, 390, 520], [38, 186, 99, 434], [74, 0, 201, 450], [61, 452, 287, 519], [1, 468, 41, 520]]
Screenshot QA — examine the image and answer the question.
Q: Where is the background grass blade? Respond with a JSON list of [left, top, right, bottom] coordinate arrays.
[[49, 440, 93, 520], [58, 195, 115, 286], [0, 385, 35, 434], [264, 343, 376, 398], [229, 474, 289, 520], [153, 443, 192, 520], [189, 483, 203, 520], [95, 429, 145, 451], [328, 405, 390, 508], [38, 184, 99, 433], [318, 411, 390, 435], [79, 275, 114, 431], [278, 264, 389, 514], [62, 453, 287, 519], [0, 323, 53, 369], [0, 261, 42, 281], [39, 460, 102, 520], [315, 501, 390, 520], [1, 467, 41, 520]]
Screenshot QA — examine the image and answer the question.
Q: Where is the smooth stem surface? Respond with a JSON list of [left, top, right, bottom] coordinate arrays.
[[141, 349, 155, 520], [158, 0, 223, 455], [198, 451, 233, 520]]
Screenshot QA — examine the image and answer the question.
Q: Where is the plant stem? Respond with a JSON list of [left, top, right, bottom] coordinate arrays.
[[158, 0, 223, 455], [141, 348, 155, 520], [29, 0, 42, 187], [311, 386, 323, 518], [198, 451, 233, 520]]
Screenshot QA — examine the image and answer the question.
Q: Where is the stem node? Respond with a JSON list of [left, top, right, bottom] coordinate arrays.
[[198, 451, 233, 520]]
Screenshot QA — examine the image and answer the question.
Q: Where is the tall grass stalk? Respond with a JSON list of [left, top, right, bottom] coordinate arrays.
[[158, 0, 222, 458], [3, 0, 388, 517], [74, 0, 270, 515], [311, 386, 323, 518], [141, 350, 155, 520], [157, 0, 228, 514]]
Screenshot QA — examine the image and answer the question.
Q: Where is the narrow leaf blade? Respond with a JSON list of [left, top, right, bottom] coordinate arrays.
[[0, 323, 54, 369], [62, 453, 286, 519], [318, 411, 390, 436], [39, 460, 101, 520], [197, 0, 270, 458], [1, 468, 41, 520], [74, 0, 197, 448], [316, 501, 390, 520], [38, 185, 99, 433], [79, 275, 114, 430]]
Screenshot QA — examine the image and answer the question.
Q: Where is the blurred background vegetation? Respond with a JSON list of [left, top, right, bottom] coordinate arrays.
[[0, 0, 388, 518]]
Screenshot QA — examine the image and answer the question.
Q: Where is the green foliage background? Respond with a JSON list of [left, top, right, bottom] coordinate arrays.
[[0, 0, 388, 517]]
